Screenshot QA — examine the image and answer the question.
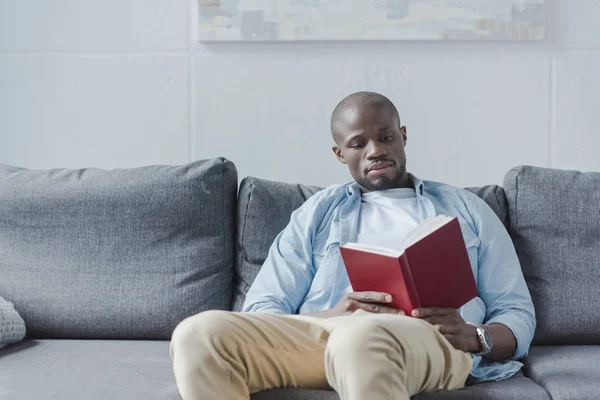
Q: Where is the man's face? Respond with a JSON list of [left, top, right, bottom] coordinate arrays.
[[332, 106, 408, 192]]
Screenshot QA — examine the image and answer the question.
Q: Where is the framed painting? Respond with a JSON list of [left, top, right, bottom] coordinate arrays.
[[196, 0, 546, 41]]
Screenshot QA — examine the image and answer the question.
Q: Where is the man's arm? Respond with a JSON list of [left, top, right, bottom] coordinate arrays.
[[242, 195, 324, 314], [471, 194, 536, 360], [411, 306, 517, 360], [478, 323, 516, 360], [414, 195, 535, 360]]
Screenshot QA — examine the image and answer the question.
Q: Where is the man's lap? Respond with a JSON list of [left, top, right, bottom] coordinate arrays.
[[212, 310, 469, 385]]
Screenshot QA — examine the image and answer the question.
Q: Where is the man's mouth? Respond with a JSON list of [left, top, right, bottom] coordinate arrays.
[[367, 161, 395, 173]]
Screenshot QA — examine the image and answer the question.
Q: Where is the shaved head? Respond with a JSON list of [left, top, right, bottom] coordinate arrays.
[[330, 92, 401, 143], [330, 91, 409, 192]]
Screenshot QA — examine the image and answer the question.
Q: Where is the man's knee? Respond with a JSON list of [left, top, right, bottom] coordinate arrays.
[[327, 315, 389, 352], [327, 314, 427, 355], [171, 310, 236, 353]]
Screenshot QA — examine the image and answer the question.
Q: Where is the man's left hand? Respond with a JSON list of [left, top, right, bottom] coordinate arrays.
[[412, 307, 480, 353]]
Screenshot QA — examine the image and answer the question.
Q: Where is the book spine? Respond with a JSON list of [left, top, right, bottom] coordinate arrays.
[[399, 252, 421, 310]]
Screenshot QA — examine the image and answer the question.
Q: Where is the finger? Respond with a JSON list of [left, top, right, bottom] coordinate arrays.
[[342, 299, 360, 313], [420, 316, 448, 326], [442, 333, 458, 345], [412, 307, 453, 318], [344, 300, 394, 314], [420, 316, 459, 327], [347, 292, 392, 303], [376, 305, 405, 315], [434, 324, 460, 335], [356, 302, 405, 315]]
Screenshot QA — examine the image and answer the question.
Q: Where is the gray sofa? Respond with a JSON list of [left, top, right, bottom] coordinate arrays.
[[0, 158, 598, 400]]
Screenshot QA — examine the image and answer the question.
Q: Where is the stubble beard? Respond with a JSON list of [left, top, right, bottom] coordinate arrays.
[[357, 163, 407, 192]]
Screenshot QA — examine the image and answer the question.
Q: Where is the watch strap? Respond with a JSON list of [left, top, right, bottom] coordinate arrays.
[[466, 322, 490, 355]]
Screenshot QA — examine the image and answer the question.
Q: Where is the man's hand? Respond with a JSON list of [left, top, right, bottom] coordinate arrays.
[[309, 292, 405, 318], [412, 307, 480, 353]]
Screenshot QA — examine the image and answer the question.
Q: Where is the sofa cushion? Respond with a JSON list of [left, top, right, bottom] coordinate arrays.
[[232, 177, 508, 311], [504, 166, 600, 345], [251, 372, 548, 400], [0, 339, 179, 400], [1, 340, 545, 400], [524, 345, 600, 400], [413, 372, 549, 399], [464, 185, 508, 228], [0, 295, 26, 349], [232, 177, 321, 311], [0, 159, 237, 339], [252, 389, 338, 400]]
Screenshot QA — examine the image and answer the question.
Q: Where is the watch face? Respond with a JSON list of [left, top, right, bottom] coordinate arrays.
[[482, 329, 493, 352]]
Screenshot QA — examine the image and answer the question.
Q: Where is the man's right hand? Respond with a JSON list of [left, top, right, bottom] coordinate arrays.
[[308, 292, 405, 318]]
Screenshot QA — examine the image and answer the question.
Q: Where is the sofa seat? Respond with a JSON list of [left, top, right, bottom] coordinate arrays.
[[414, 372, 549, 399], [0, 340, 179, 400], [253, 389, 338, 400], [525, 345, 600, 400], [253, 372, 549, 400], [1, 339, 550, 400]]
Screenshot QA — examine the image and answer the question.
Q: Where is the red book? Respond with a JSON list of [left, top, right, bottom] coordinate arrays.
[[339, 216, 477, 316]]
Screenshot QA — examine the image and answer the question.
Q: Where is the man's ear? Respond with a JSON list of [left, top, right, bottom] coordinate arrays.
[[332, 145, 347, 164], [400, 126, 408, 147]]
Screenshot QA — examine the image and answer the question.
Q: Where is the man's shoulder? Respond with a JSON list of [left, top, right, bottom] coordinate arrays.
[[422, 179, 472, 198], [423, 180, 503, 231], [288, 182, 354, 231], [422, 179, 487, 211], [300, 182, 353, 207]]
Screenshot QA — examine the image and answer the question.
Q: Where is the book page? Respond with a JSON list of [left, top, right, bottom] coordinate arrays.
[[341, 242, 404, 258], [340, 215, 455, 256], [401, 215, 454, 249]]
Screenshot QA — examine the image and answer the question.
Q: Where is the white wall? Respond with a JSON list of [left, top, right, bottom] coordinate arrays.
[[1, 0, 598, 188]]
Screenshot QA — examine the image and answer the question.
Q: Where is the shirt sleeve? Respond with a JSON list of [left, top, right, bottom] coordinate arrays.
[[242, 194, 324, 314], [469, 195, 536, 360]]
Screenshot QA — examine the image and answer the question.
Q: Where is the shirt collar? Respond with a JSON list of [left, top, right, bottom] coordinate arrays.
[[409, 173, 425, 196], [345, 173, 425, 198], [345, 182, 360, 198]]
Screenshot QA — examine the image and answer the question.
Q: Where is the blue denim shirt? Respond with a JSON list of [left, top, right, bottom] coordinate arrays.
[[243, 175, 536, 382]]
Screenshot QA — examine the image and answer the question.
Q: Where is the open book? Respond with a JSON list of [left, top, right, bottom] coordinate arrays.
[[339, 216, 477, 316]]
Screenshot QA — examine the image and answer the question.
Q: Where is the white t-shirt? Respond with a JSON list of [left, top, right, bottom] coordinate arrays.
[[355, 188, 422, 251]]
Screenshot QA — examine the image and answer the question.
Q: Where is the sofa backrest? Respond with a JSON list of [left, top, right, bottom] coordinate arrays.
[[0, 158, 237, 340], [504, 165, 600, 345], [232, 177, 508, 311], [232, 177, 321, 312]]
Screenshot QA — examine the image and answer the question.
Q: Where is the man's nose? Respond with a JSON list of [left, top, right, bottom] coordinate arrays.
[[366, 142, 386, 159]]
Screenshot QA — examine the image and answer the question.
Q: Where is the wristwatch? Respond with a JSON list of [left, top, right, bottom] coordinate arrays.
[[467, 322, 493, 355]]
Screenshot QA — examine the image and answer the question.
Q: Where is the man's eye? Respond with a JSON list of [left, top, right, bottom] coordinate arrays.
[[381, 135, 393, 142], [351, 142, 365, 149]]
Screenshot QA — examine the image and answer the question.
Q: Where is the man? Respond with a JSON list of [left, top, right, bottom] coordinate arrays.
[[170, 92, 536, 400]]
